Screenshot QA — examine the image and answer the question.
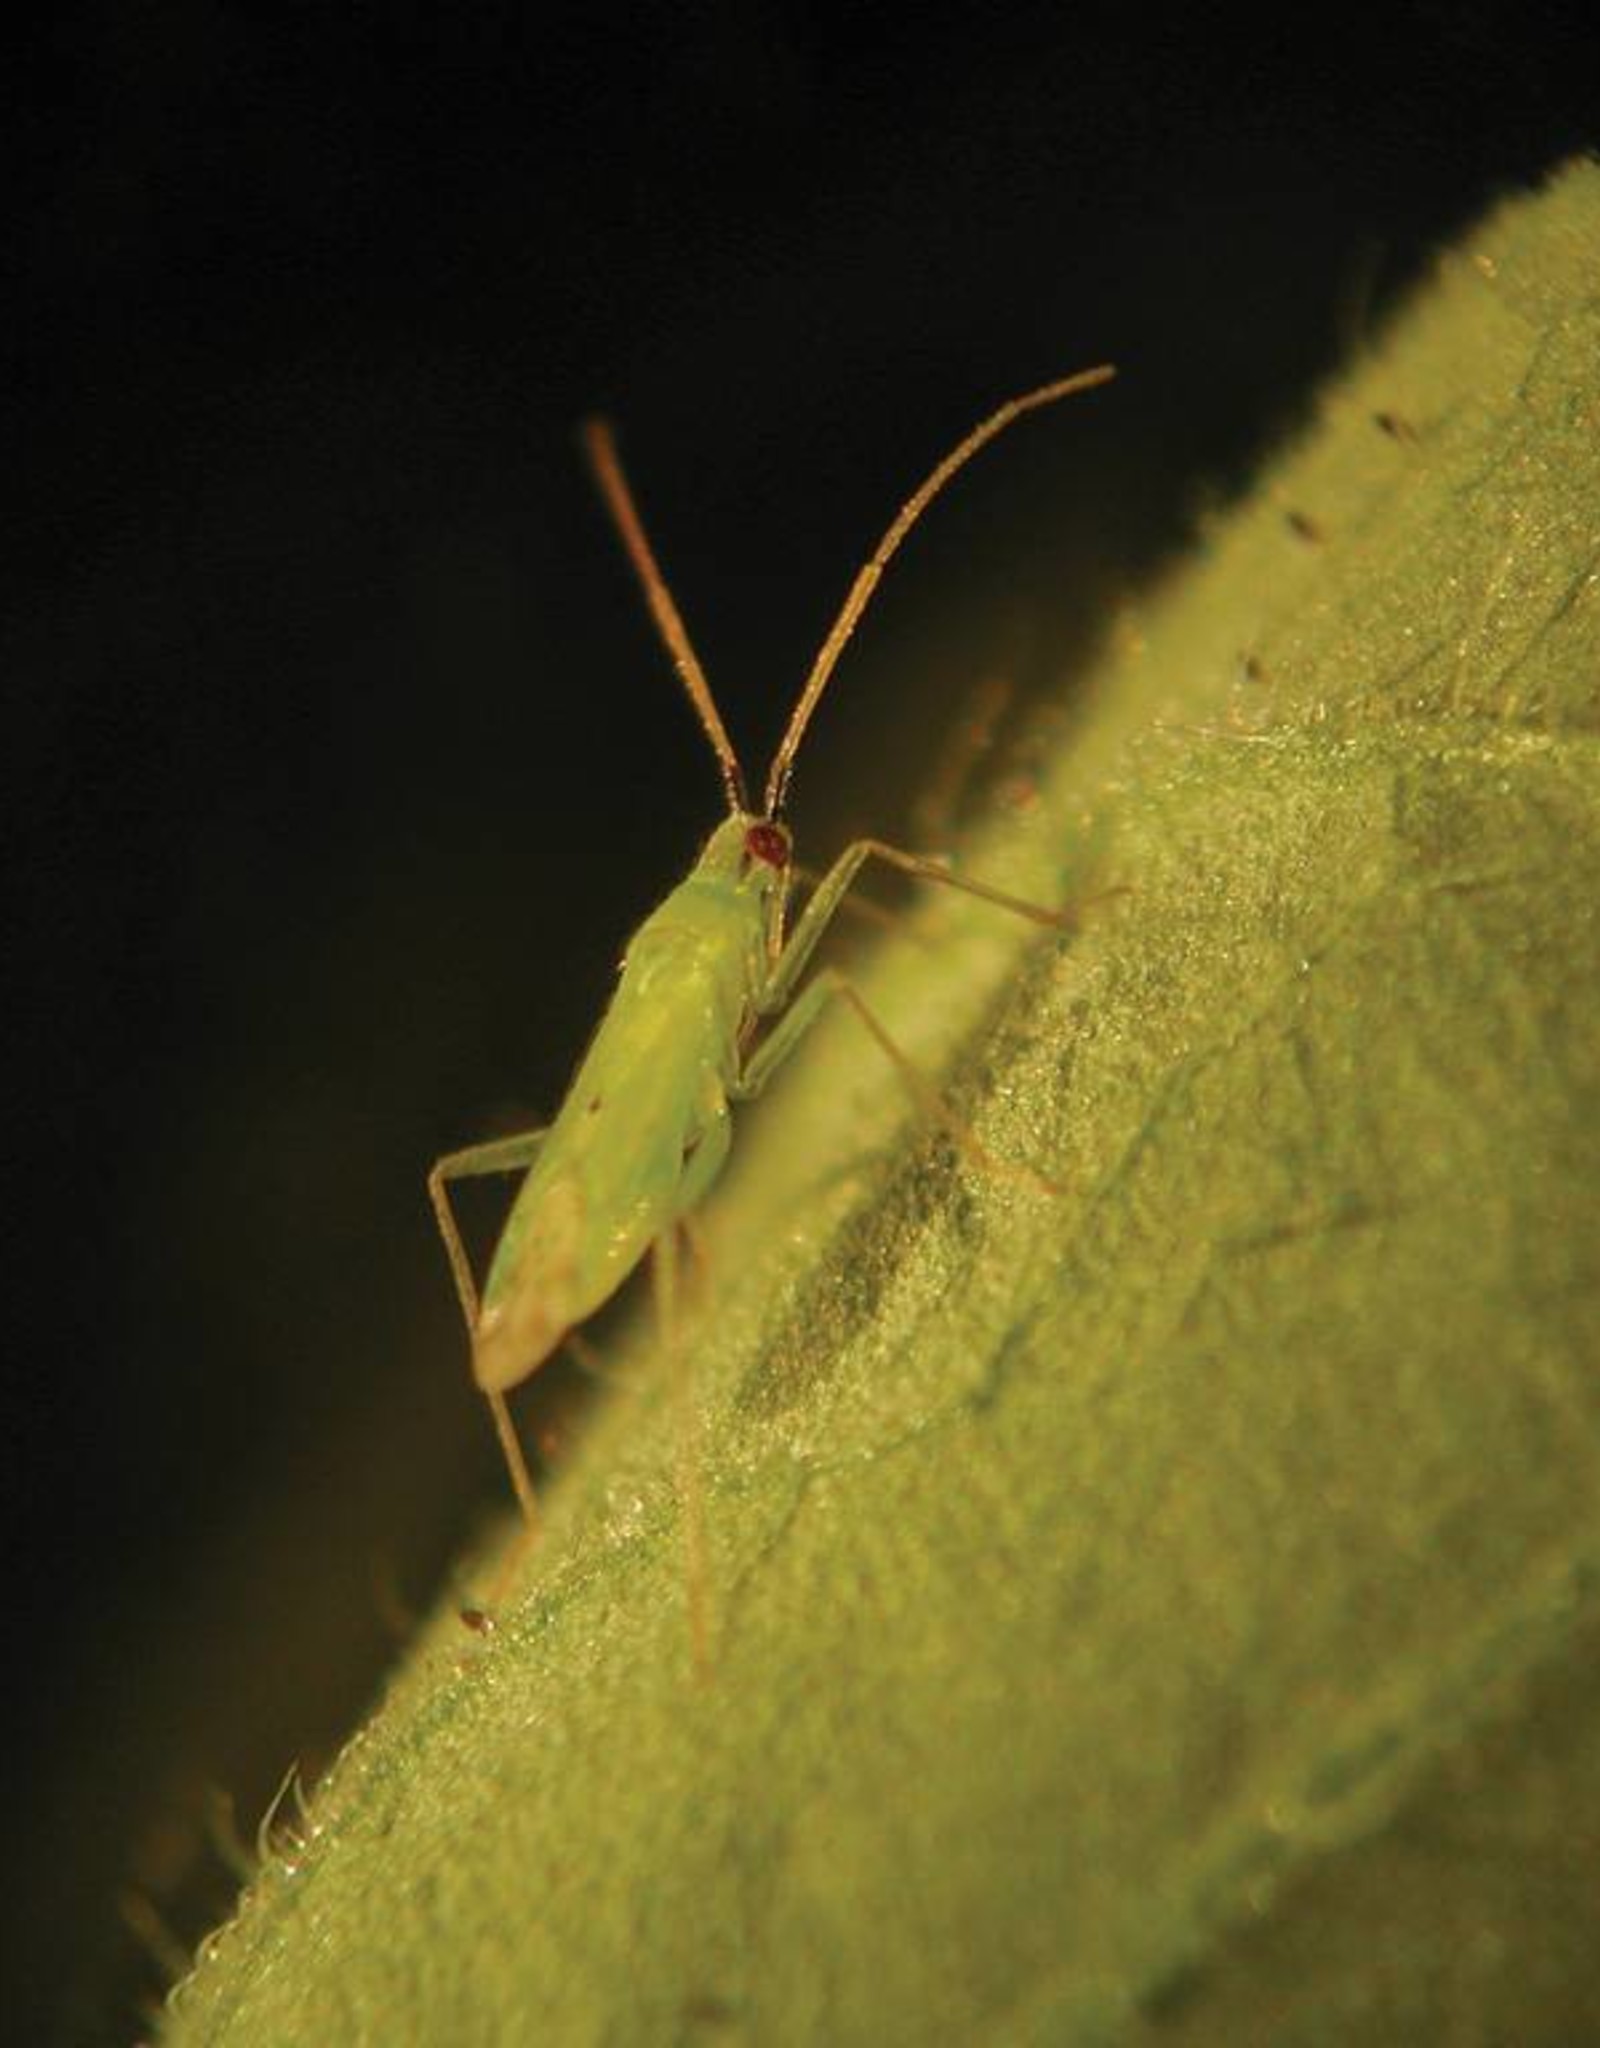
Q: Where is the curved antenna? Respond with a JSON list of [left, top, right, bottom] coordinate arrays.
[[763, 365, 1116, 818], [582, 418, 749, 815]]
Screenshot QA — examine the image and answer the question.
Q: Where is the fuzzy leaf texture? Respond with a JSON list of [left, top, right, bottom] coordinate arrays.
[[165, 162, 1600, 2047]]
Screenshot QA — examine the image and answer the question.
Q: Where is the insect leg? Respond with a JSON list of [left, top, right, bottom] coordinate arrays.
[[428, 1129, 550, 1325], [735, 967, 1057, 1189], [730, 969, 838, 1097], [429, 1129, 548, 1532], [788, 864, 901, 935], [764, 836, 1071, 1015]]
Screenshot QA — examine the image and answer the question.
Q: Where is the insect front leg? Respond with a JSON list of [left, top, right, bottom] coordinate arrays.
[[742, 835, 1083, 1185], [428, 1127, 548, 1532], [735, 966, 1046, 1187], [731, 970, 841, 1099], [767, 835, 1071, 1010], [429, 1129, 550, 1326]]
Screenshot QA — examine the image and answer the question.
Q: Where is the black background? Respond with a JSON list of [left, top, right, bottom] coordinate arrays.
[[5, 5, 1591, 2041]]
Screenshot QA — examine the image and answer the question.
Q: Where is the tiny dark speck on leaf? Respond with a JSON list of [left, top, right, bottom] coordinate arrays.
[[1374, 408, 1419, 444]]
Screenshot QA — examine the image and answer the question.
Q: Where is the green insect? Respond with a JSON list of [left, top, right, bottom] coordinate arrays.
[[429, 366, 1115, 1588]]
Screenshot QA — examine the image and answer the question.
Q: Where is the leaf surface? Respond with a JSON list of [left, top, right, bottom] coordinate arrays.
[[165, 161, 1600, 2047]]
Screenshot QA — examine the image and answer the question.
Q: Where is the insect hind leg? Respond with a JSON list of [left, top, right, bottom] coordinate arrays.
[[428, 1128, 549, 1538], [428, 1127, 550, 1328]]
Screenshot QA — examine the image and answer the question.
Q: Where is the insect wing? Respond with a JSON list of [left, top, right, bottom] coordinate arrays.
[[476, 969, 718, 1390]]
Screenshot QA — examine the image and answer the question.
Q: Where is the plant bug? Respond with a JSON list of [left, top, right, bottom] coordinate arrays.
[[430, 367, 1115, 1614]]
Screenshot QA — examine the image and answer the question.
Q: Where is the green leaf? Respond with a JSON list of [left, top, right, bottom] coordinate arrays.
[[165, 160, 1600, 2046]]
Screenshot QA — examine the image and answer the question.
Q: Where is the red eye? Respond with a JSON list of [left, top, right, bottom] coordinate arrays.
[[744, 821, 791, 870]]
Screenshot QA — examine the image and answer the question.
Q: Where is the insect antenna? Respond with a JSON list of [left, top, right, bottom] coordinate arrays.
[[762, 365, 1116, 819], [582, 418, 750, 815]]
